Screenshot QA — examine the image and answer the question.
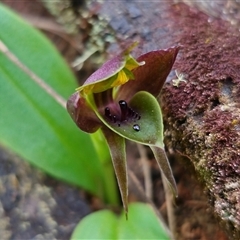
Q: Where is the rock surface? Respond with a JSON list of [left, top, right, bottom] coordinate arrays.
[[98, 1, 240, 239]]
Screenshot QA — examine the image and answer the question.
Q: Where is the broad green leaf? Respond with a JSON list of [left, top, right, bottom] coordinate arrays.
[[71, 210, 118, 239], [71, 203, 170, 239], [118, 203, 170, 239], [0, 4, 115, 201]]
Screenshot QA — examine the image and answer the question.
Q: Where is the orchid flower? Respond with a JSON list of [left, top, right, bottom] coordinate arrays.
[[67, 44, 179, 215]]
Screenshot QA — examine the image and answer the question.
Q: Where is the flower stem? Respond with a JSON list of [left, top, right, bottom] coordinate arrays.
[[91, 130, 119, 205], [137, 144, 152, 200]]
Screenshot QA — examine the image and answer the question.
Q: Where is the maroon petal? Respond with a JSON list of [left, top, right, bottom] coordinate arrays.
[[67, 92, 102, 133], [83, 55, 125, 85], [76, 44, 144, 94], [116, 46, 179, 101]]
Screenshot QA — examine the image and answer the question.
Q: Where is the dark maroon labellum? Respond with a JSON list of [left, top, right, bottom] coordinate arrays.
[[104, 100, 141, 129]]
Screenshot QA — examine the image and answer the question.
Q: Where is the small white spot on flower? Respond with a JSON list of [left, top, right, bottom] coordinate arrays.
[[172, 70, 187, 87]]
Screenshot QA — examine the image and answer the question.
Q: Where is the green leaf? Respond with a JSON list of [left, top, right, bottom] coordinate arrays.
[[71, 203, 170, 239], [0, 4, 113, 201], [71, 210, 118, 239], [118, 203, 170, 239]]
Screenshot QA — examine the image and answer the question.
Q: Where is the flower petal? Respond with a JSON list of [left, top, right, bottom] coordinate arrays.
[[101, 126, 128, 215], [150, 146, 177, 195], [116, 46, 179, 101], [77, 56, 125, 94], [66, 92, 101, 133], [76, 46, 144, 95]]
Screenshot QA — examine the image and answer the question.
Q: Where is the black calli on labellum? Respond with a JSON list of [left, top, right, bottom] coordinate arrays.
[[104, 100, 141, 129]]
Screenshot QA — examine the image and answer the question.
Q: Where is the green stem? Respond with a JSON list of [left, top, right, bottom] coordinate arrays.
[[91, 130, 119, 205]]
